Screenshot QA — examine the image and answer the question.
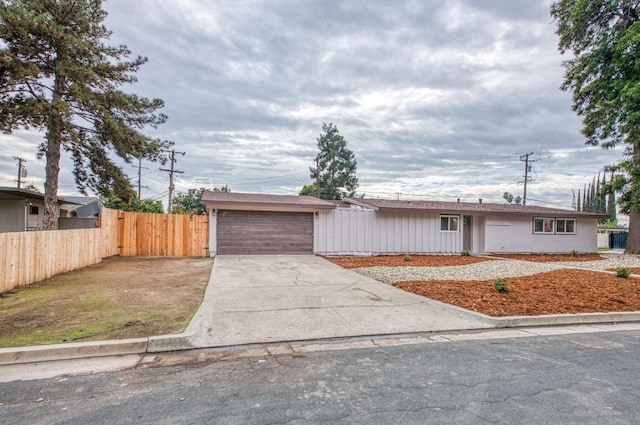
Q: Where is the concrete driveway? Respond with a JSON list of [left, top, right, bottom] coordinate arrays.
[[190, 255, 491, 347]]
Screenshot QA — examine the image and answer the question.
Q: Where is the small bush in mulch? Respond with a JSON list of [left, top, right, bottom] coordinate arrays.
[[493, 278, 509, 293], [616, 267, 631, 278]]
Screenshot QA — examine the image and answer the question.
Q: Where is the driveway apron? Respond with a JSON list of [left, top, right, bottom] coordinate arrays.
[[193, 255, 490, 347]]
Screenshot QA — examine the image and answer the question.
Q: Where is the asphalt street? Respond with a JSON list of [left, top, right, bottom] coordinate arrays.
[[1, 329, 639, 424]]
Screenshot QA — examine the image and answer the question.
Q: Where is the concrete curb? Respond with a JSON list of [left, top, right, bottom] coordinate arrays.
[[2, 310, 639, 366], [0, 338, 149, 366]]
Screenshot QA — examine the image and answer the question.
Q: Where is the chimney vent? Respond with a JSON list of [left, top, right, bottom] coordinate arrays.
[[479, 198, 483, 204], [457, 198, 460, 204]]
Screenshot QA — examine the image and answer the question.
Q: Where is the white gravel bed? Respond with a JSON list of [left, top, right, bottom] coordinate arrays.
[[547, 254, 640, 271], [352, 254, 640, 284]]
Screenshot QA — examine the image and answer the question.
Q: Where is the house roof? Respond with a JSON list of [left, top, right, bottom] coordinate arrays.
[[0, 186, 48, 201], [348, 198, 609, 218], [0, 187, 95, 207], [202, 192, 337, 210]]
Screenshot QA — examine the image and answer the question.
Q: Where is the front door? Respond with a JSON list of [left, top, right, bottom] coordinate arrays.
[[463, 215, 472, 251]]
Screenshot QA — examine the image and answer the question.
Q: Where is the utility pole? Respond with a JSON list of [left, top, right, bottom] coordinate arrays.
[[132, 158, 148, 199], [160, 150, 185, 213], [519, 152, 536, 206], [12, 156, 26, 189]]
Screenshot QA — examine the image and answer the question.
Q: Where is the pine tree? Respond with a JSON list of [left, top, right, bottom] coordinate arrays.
[[576, 188, 581, 212], [0, 0, 171, 229], [309, 123, 358, 200]]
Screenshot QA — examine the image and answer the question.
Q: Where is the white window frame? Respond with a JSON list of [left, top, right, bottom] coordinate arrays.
[[556, 218, 577, 235], [533, 217, 555, 234], [440, 215, 460, 232]]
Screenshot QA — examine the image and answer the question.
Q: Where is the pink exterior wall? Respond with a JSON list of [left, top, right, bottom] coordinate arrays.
[[482, 215, 598, 254]]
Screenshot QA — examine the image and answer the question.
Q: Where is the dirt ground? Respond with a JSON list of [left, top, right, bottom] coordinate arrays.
[[325, 254, 640, 317], [0, 256, 213, 348]]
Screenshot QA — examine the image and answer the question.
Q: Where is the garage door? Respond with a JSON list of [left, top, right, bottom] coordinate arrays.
[[217, 210, 314, 254]]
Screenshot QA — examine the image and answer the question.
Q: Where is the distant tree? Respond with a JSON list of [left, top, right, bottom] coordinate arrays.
[[607, 172, 618, 222], [103, 193, 164, 213], [299, 183, 318, 197], [309, 123, 358, 200], [0, 1, 171, 230], [551, 0, 640, 253], [514, 195, 522, 205], [503, 192, 514, 204], [23, 183, 40, 193], [171, 186, 230, 215], [576, 171, 618, 223]]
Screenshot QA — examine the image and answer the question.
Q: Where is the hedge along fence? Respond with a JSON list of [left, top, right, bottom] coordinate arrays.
[[0, 208, 118, 293]]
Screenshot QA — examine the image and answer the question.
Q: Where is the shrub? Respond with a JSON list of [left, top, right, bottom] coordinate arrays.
[[460, 250, 471, 256], [493, 278, 510, 293], [570, 250, 579, 257], [403, 254, 412, 262], [615, 267, 630, 278]]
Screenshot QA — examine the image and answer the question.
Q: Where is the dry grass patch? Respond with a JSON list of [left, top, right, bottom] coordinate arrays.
[[0, 256, 213, 348]]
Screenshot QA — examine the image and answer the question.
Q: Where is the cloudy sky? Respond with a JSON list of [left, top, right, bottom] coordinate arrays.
[[0, 0, 625, 211]]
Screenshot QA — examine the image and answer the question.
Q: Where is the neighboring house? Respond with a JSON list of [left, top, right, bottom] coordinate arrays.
[[0, 187, 98, 232], [58, 196, 101, 230], [202, 191, 608, 256]]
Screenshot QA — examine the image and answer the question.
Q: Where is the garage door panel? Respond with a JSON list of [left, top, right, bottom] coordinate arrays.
[[217, 210, 313, 254]]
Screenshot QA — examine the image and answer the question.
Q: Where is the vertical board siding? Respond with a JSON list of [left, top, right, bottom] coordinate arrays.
[[116, 211, 209, 257], [0, 208, 118, 293], [315, 209, 462, 255]]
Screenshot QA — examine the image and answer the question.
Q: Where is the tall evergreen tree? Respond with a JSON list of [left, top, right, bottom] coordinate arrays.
[[576, 188, 581, 212], [309, 123, 358, 200], [607, 172, 618, 222], [551, 0, 640, 253], [0, 0, 171, 229]]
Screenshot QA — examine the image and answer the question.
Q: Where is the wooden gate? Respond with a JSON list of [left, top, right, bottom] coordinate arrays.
[[117, 211, 209, 256]]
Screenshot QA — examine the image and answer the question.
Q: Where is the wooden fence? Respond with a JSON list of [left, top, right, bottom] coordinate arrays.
[[117, 210, 209, 256], [1, 208, 209, 292], [0, 208, 118, 293]]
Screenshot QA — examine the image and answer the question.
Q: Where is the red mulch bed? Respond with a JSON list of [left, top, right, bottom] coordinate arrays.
[[323, 255, 490, 268], [491, 253, 604, 262], [394, 269, 640, 317]]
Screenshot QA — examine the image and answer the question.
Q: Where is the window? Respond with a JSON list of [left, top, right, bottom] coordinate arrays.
[[440, 215, 459, 232], [30, 205, 39, 215], [533, 217, 577, 235], [533, 218, 554, 234], [556, 218, 576, 234]]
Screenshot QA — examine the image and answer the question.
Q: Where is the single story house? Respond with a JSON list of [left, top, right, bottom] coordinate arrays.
[[0, 187, 98, 232], [202, 191, 608, 256]]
